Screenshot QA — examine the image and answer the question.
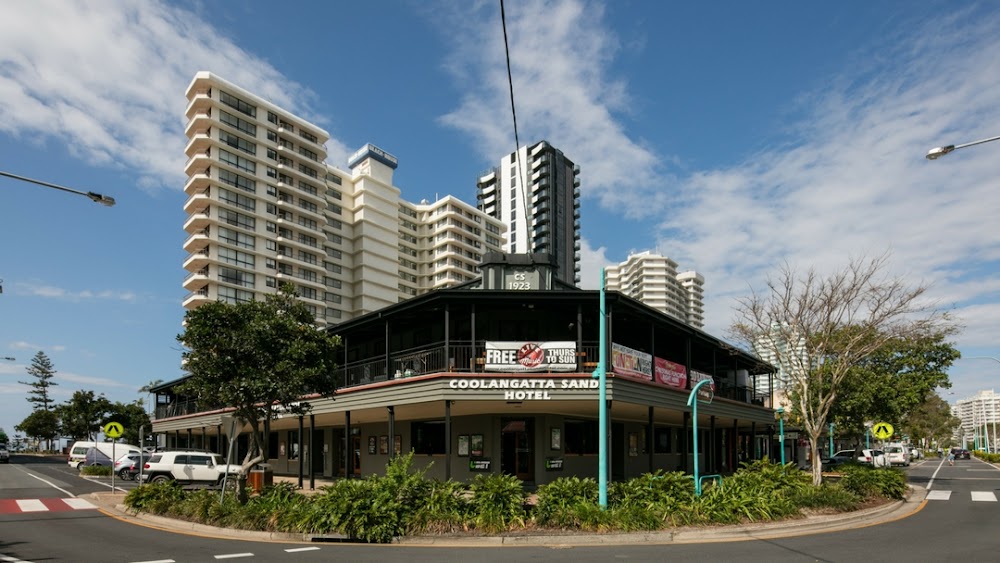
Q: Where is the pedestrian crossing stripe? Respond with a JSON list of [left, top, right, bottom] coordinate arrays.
[[927, 490, 997, 502], [0, 498, 97, 514]]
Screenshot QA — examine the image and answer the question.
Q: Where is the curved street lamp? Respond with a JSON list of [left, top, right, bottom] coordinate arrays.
[[1, 170, 115, 206], [926, 135, 1000, 160]]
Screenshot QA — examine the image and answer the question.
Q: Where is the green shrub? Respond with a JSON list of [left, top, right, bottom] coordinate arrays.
[[790, 483, 861, 511], [534, 476, 599, 528], [408, 479, 470, 534], [468, 473, 526, 533], [80, 465, 112, 477], [124, 481, 185, 514], [839, 465, 907, 500]]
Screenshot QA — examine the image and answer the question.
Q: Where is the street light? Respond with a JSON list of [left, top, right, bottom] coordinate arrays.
[[775, 407, 786, 465], [1, 170, 116, 206], [2, 357, 14, 361], [925, 134, 1000, 160]]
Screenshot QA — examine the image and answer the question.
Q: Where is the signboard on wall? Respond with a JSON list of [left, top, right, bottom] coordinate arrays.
[[690, 370, 716, 400], [654, 357, 687, 389], [484, 341, 577, 372], [611, 343, 653, 381], [469, 458, 492, 472]]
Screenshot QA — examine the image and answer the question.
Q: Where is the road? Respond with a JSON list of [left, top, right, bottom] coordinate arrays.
[[2, 454, 998, 562]]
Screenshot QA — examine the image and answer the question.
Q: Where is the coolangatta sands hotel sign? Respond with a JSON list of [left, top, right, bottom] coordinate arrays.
[[451, 341, 599, 400]]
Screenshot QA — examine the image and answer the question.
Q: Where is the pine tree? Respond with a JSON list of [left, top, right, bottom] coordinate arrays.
[[19, 351, 59, 451], [20, 351, 58, 412]]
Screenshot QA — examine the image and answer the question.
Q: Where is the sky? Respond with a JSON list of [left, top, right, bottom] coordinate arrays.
[[2, 0, 999, 442]]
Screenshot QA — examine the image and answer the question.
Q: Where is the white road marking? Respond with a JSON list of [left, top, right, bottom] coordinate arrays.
[[15, 499, 47, 512], [62, 498, 97, 510], [285, 547, 321, 553], [926, 490, 951, 500], [14, 466, 76, 497], [214, 554, 254, 560], [131, 560, 176, 563], [971, 491, 997, 502], [1, 553, 32, 562]]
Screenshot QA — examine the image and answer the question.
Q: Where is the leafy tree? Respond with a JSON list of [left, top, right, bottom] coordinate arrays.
[[830, 330, 959, 441], [730, 253, 953, 485], [177, 286, 341, 492], [56, 390, 112, 441], [105, 400, 151, 447], [901, 392, 961, 449], [0, 427, 8, 443], [15, 409, 59, 450]]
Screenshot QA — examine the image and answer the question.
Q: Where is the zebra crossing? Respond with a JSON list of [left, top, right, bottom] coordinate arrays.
[[0, 498, 98, 514], [926, 490, 998, 502]]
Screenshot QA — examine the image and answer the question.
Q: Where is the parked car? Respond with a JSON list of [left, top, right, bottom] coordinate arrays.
[[909, 447, 921, 460], [831, 448, 888, 467], [0, 443, 9, 464], [67, 440, 141, 470], [113, 452, 152, 480], [140, 450, 240, 487], [885, 443, 910, 466]]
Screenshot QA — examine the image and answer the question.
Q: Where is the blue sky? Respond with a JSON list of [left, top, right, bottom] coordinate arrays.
[[2, 0, 999, 440]]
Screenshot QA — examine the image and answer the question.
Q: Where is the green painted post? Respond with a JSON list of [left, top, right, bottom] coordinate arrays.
[[591, 268, 608, 509], [829, 423, 834, 460], [776, 407, 785, 465], [687, 378, 713, 496]]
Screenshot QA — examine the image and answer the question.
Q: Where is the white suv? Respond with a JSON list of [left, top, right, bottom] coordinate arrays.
[[0, 443, 9, 464], [140, 450, 240, 487]]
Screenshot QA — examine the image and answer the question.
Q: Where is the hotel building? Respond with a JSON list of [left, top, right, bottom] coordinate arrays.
[[604, 251, 705, 329]]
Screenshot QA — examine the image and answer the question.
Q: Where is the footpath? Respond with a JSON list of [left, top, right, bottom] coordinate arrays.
[[86, 483, 926, 546]]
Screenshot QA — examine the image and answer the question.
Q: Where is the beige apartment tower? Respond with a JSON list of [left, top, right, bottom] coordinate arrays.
[[182, 72, 505, 324], [604, 251, 705, 329]]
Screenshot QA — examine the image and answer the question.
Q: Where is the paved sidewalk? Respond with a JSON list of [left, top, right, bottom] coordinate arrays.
[[86, 484, 926, 546]]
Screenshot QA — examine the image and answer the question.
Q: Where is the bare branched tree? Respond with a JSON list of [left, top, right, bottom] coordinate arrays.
[[730, 252, 954, 485]]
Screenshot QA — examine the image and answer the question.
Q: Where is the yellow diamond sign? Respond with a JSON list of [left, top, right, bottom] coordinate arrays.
[[103, 422, 124, 439], [872, 422, 893, 440]]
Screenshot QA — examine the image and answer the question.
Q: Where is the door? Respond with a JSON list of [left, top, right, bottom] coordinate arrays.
[[500, 418, 534, 482]]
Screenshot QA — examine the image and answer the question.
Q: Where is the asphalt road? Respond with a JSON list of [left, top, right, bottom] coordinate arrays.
[[2, 454, 998, 562]]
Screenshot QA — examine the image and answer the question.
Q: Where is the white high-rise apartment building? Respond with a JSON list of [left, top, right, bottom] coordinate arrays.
[[751, 322, 809, 402], [953, 390, 1000, 450], [476, 141, 581, 285], [604, 251, 705, 329], [182, 72, 506, 325]]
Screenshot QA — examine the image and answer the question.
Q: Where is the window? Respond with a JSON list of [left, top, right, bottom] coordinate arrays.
[[218, 187, 255, 212], [218, 246, 254, 268], [287, 430, 299, 460], [267, 111, 278, 124], [299, 286, 316, 300], [220, 91, 256, 117], [267, 148, 278, 160], [218, 110, 256, 136], [218, 169, 255, 193], [217, 208, 255, 230], [219, 149, 255, 173], [218, 226, 255, 249], [219, 266, 254, 288], [267, 130, 277, 142], [654, 427, 672, 454], [218, 130, 256, 156], [218, 285, 253, 304], [411, 421, 446, 455], [564, 420, 598, 455]]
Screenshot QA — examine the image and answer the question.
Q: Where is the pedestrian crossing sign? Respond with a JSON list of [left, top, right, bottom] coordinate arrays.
[[872, 422, 893, 440], [103, 422, 124, 438]]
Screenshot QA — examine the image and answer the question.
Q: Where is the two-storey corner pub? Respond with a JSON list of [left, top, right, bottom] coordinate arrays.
[[150, 253, 779, 487]]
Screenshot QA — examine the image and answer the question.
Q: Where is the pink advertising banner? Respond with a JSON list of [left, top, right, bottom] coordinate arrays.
[[654, 357, 687, 389]]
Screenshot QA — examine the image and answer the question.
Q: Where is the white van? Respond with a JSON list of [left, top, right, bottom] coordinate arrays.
[[885, 442, 910, 466], [67, 441, 140, 469]]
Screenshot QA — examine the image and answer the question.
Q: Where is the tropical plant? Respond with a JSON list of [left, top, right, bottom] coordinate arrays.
[[467, 473, 526, 533]]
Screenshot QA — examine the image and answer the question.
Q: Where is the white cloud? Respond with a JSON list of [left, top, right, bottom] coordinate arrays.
[[14, 281, 137, 303], [0, 0, 334, 192], [576, 238, 613, 290], [655, 8, 1000, 350], [437, 0, 665, 214]]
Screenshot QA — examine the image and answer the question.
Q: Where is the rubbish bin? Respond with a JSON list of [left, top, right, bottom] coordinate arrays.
[[248, 464, 273, 492]]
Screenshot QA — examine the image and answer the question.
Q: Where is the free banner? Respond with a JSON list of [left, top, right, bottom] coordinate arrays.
[[484, 341, 577, 372]]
